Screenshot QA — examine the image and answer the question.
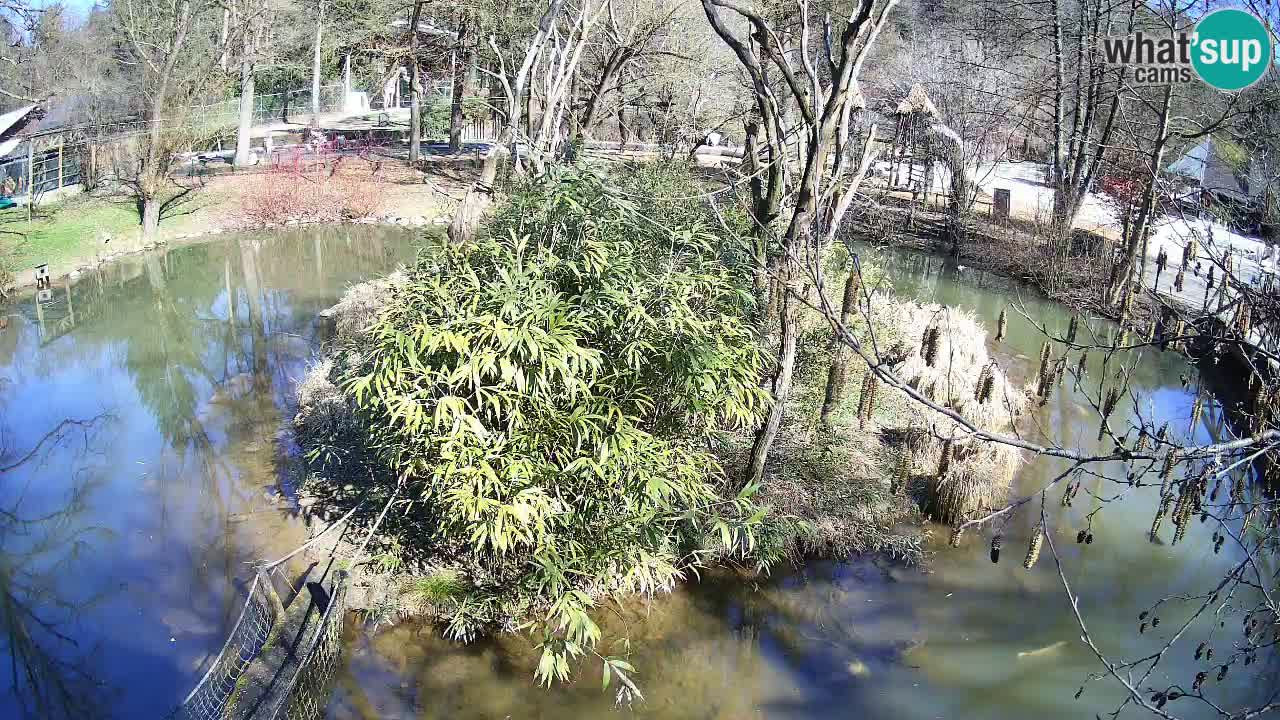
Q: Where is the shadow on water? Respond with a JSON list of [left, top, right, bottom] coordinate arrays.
[[322, 244, 1274, 720], [0, 225, 423, 719]]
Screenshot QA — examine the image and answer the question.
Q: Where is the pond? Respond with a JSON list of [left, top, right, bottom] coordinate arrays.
[[0, 225, 421, 719], [0, 232, 1268, 719]]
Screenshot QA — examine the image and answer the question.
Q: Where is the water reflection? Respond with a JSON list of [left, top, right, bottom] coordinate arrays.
[[324, 245, 1272, 720], [0, 225, 421, 719]]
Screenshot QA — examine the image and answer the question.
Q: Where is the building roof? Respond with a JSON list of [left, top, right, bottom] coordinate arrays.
[[895, 84, 939, 117], [0, 104, 40, 159], [1166, 137, 1262, 202], [0, 104, 39, 138]]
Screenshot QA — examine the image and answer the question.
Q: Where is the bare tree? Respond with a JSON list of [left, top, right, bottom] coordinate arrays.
[[111, 0, 221, 240], [703, 0, 898, 487]]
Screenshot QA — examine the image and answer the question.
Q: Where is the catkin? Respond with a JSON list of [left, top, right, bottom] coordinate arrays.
[[1236, 301, 1252, 335], [975, 363, 994, 402], [1174, 268, 1185, 292], [978, 369, 996, 404], [1103, 387, 1120, 416], [996, 307, 1007, 342], [1189, 393, 1203, 434], [938, 440, 954, 479], [1036, 356, 1054, 405], [1066, 315, 1079, 345], [1024, 525, 1043, 569], [949, 525, 963, 547], [856, 372, 873, 426], [922, 326, 940, 367], [1159, 452, 1177, 497], [990, 534, 1002, 563], [1150, 494, 1171, 541], [1172, 486, 1194, 545], [1097, 387, 1120, 442]]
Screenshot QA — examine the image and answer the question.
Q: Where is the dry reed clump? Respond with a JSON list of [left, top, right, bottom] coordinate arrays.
[[293, 357, 353, 439], [875, 300, 1028, 525], [295, 272, 405, 436], [325, 270, 407, 342], [751, 418, 923, 562], [749, 285, 1025, 560]]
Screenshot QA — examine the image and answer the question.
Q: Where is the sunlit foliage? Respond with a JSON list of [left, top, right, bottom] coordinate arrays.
[[333, 168, 770, 684]]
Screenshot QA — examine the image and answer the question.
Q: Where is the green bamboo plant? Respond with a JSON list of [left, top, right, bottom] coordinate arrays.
[[334, 168, 772, 688]]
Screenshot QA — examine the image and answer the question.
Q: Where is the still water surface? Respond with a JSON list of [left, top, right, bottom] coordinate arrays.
[[0, 226, 420, 719], [0, 233, 1270, 719]]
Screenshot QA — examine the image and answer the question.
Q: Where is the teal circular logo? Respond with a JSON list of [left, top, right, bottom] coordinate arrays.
[[1191, 9, 1273, 91]]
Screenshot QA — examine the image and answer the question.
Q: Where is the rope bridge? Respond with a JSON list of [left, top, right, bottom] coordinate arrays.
[[168, 569, 350, 720], [169, 504, 365, 720]]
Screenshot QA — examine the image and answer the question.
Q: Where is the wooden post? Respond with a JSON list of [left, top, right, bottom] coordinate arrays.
[[65, 280, 74, 327], [993, 188, 1011, 222], [26, 139, 34, 221], [35, 289, 46, 338]]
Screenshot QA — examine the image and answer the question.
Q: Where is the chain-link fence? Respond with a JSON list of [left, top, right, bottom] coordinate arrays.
[[191, 84, 347, 128]]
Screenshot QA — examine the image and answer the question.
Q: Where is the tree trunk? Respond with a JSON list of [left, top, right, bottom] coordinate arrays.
[[219, 8, 230, 71], [819, 263, 862, 426], [409, 62, 422, 162], [1108, 84, 1172, 307], [343, 53, 351, 102], [449, 15, 472, 152], [746, 293, 798, 486], [310, 0, 325, 124], [234, 58, 256, 168], [141, 187, 160, 240], [139, 86, 169, 243], [408, 0, 425, 163], [577, 47, 630, 141]]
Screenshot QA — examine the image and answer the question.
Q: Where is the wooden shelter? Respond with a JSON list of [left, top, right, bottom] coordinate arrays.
[[889, 84, 939, 191]]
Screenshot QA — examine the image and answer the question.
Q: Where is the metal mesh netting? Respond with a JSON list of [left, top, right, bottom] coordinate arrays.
[[169, 575, 279, 720], [271, 572, 349, 720]]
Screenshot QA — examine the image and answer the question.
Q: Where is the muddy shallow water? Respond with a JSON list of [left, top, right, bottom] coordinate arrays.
[[324, 247, 1273, 720], [0, 233, 1271, 719]]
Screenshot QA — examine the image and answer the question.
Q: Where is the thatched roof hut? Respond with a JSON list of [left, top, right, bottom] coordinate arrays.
[[894, 84, 939, 118]]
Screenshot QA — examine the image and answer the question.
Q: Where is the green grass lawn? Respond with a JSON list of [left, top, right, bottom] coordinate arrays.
[[0, 182, 235, 277], [1, 194, 143, 272]]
